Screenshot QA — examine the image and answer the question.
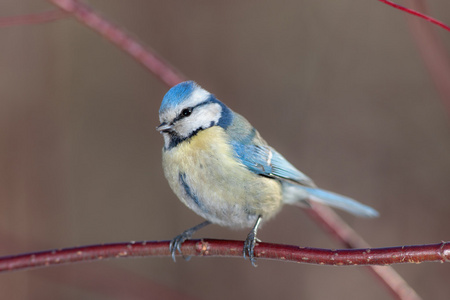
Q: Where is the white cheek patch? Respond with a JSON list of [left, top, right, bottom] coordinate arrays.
[[176, 103, 222, 138]]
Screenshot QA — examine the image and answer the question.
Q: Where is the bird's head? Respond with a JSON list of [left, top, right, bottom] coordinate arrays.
[[157, 81, 233, 149]]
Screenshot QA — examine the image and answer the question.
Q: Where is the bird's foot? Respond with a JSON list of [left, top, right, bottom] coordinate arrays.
[[170, 229, 195, 262], [169, 221, 211, 262], [243, 230, 261, 267]]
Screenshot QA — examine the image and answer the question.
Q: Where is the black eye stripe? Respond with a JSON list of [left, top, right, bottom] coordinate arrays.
[[173, 107, 193, 122], [173, 100, 215, 123]]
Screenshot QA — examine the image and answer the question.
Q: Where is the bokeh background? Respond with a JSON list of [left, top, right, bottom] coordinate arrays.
[[1, 1, 450, 299]]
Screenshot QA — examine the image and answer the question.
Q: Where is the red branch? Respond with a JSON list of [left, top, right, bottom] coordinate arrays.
[[47, 0, 186, 87], [0, 240, 449, 273], [0, 9, 67, 28], [402, 0, 450, 116], [306, 204, 422, 300], [378, 0, 450, 32]]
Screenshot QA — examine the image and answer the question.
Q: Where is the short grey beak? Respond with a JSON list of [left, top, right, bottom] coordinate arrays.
[[156, 122, 173, 133]]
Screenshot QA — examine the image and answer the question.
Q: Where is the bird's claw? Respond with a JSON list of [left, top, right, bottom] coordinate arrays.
[[169, 231, 193, 262], [169, 221, 211, 262], [243, 230, 261, 267]]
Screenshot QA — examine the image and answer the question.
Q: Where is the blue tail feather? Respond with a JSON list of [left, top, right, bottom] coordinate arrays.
[[303, 187, 379, 218]]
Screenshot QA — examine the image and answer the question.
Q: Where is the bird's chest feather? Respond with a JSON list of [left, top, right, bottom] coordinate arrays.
[[162, 127, 282, 228]]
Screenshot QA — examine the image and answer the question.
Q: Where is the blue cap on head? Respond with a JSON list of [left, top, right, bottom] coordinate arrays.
[[159, 81, 197, 114]]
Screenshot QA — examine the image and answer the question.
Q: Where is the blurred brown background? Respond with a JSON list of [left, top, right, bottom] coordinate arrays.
[[1, 0, 450, 299]]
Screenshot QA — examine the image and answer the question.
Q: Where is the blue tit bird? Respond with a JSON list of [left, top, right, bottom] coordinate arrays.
[[157, 81, 378, 266]]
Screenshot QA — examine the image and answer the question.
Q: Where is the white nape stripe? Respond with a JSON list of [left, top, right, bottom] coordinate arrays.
[[184, 86, 210, 108]]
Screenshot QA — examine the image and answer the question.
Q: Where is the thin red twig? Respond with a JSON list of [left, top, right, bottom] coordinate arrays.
[[306, 204, 422, 300], [47, 0, 186, 87], [0, 239, 448, 273], [0, 9, 67, 28], [378, 0, 450, 32], [402, 0, 450, 116], [0, 230, 196, 300]]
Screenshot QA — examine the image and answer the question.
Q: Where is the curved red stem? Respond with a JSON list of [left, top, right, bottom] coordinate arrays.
[[378, 0, 450, 32], [1, 239, 449, 273], [47, 0, 186, 87]]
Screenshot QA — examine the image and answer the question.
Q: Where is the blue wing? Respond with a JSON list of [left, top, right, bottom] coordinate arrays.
[[225, 113, 315, 187], [231, 142, 316, 187]]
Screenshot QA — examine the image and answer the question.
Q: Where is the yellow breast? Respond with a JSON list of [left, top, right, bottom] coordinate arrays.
[[162, 127, 283, 228]]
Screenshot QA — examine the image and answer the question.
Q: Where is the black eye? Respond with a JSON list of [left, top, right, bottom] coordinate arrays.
[[181, 108, 192, 117]]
